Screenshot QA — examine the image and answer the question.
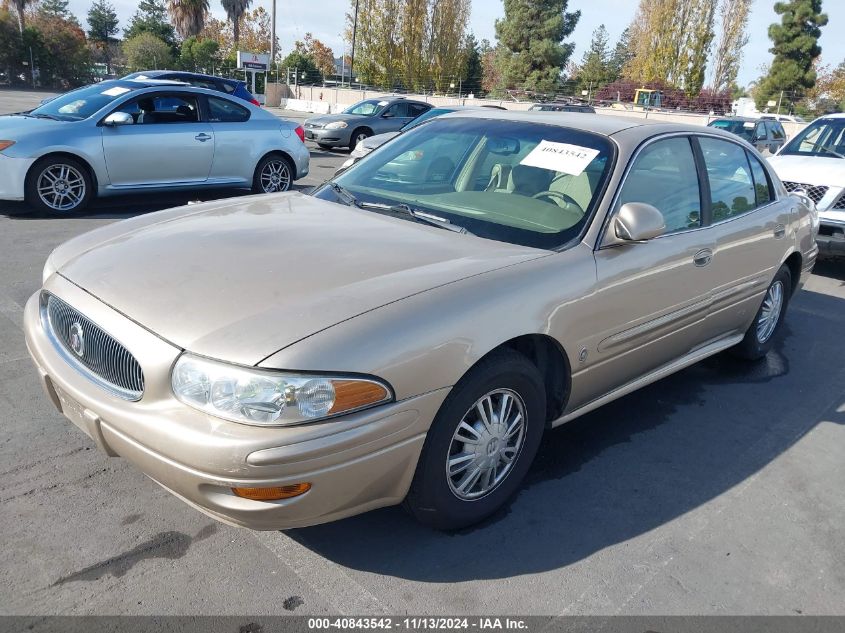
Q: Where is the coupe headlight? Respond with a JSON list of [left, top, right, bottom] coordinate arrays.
[[171, 354, 392, 426], [324, 121, 348, 130]]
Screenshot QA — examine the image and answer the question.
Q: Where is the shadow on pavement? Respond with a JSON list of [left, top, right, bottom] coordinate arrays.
[[287, 288, 845, 582]]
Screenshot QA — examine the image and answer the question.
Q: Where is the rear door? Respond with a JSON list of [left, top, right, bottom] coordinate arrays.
[[580, 136, 717, 407], [694, 135, 791, 338], [101, 91, 214, 186]]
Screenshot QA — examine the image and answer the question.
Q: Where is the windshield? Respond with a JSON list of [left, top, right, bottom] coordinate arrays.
[[709, 119, 755, 141], [343, 99, 387, 116], [316, 117, 614, 249], [780, 118, 845, 158], [401, 108, 454, 132], [30, 82, 139, 121]]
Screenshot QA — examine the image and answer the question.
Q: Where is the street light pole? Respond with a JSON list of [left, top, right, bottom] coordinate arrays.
[[350, 0, 359, 85], [270, 0, 276, 77]]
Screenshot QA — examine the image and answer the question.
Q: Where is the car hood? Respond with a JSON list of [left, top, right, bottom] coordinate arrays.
[[56, 192, 547, 365], [0, 114, 63, 136], [768, 154, 845, 187], [362, 131, 399, 150], [305, 113, 371, 126]]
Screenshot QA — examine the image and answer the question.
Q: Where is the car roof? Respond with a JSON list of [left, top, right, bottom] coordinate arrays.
[[437, 109, 746, 143], [710, 116, 759, 122], [817, 113, 845, 119], [126, 70, 241, 85]]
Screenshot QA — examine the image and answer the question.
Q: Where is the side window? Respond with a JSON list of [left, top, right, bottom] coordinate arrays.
[[407, 103, 428, 118], [207, 96, 250, 123], [746, 151, 773, 206], [699, 137, 756, 221], [754, 122, 767, 141], [617, 137, 701, 235], [189, 79, 218, 91], [770, 122, 785, 140], [384, 103, 410, 118], [117, 93, 199, 124]]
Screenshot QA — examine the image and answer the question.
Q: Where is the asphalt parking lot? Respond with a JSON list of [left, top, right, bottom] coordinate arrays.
[[1, 88, 845, 618]]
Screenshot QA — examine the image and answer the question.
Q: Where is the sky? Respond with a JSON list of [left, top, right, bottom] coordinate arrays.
[[64, 0, 845, 88]]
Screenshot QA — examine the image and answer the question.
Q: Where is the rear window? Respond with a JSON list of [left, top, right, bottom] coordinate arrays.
[[221, 82, 237, 94], [207, 96, 250, 122], [709, 119, 754, 141]]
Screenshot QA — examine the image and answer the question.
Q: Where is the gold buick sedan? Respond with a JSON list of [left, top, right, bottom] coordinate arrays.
[[24, 112, 818, 530]]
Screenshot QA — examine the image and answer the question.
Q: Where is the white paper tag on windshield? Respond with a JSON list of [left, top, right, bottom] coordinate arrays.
[[101, 87, 130, 97], [519, 140, 600, 175], [378, 100, 389, 106]]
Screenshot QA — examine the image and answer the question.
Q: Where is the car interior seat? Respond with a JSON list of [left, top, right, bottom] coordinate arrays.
[[509, 165, 554, 197]]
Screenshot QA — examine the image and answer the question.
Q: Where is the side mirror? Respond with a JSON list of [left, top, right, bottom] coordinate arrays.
[[614, 202, 666, 242], [381, 111, 394, 118], [103, 112, 134, 126]]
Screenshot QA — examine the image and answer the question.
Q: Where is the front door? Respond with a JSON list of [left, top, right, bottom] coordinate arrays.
[[101, 91, 214, 186], [571, 136, 717, 409]]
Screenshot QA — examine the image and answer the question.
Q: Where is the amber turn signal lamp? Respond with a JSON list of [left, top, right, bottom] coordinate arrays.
[[0, 141, 15, 153], [232, 483, 312, 501], [329, 380, 390, 414]]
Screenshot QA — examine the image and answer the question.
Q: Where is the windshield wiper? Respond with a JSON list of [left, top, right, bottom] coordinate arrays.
[[329, 182, 361, 207], [358, 201, 473, 235], [25, 112, 61, 121], [817, 145, 845, 159]]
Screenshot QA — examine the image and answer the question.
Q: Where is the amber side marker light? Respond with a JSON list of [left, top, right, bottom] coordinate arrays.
[[232, 483, 312, 501]]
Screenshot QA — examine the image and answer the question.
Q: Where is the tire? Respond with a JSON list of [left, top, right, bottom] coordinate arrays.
[[404, 349, 546, 530], [252, 154, 294, 194], [25, 155, 93, 215], [349, 128, 371, 149], [731, 265, 791, 360]]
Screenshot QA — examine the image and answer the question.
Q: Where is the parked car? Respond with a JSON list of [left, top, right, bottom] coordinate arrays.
[[337, 105, 501, 173], [768, 113, 845, 255], [303, 97, 432, 149], [0, 79, 308, 214], [24, 111, 817, 531], [708, 116, 786, 155], [122, 70, 261, 106], [529, 102, 596, 113]]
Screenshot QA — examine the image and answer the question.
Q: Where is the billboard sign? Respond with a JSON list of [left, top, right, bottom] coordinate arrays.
[[237, 52, 270, 71]]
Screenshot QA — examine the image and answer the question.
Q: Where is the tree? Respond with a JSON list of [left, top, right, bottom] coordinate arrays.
[[579, 24, 610, 92], [0, 6, 25, 77], [710, 0, 751, 92], [461, 32, 483, 96], [493, 0, 580, 94], [180, 36, 220, 71], [428, 0, 470, 91], [10, 0, 34, 35], [87, 0, 119, 73], [27, 11, 92, 87], [39, 0, 75, 22], [124, 0, 178, 56], [168, 0, 209, 40], [679, 0, 716, 96], [293, 33, 336, 77], [221, 0, 251, 47], [755, 0, 828, 110], [608, 27, 632, 82], [124, 32, 173, 71]]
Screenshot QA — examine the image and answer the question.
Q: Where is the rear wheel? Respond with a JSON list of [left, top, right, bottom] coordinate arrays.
[[25, 156, 93, 215], [404, 349, 546, 530], [253, 154, 293, 194], [732, 265, 791, 360]]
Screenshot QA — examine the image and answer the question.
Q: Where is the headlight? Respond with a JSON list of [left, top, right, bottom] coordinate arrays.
[[324, 121, 348, 130], [171, 354, 392, 427]]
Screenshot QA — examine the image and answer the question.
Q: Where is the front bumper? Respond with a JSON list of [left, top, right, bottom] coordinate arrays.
[[0, 153, 35, 201], [817, 213, 845, 256], [304, 126, 351, 147], [24, 275, 447, 529]]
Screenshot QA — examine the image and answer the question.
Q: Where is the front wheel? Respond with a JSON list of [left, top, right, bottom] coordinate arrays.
[[404, 349, 546, 530], [731, 265, 791, 360], [350, 128, 371, 149], [253, 154, 294, 194], [25, 156, 93, 214]]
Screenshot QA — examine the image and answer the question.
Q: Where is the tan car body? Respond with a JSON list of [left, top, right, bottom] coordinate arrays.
[[24, 113, 819, 529]]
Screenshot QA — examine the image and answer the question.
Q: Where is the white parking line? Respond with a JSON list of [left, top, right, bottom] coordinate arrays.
[[253, 530, 390, 614]]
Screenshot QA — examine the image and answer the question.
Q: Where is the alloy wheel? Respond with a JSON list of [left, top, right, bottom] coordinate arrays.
[[446, 388, 527, 500], [756, 280, 784, 344], [259, 159, 291, 193], [37, 164, 86, 212]]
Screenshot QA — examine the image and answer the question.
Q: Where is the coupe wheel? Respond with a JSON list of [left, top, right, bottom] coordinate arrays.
[[404, 349, 546, 530], [253, 154, 293, 194], [732, 265, 791, 360], [25, 156, 93, 214]]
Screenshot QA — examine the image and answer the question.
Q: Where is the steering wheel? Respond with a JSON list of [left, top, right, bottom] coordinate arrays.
[[531, 190, 585, 215]]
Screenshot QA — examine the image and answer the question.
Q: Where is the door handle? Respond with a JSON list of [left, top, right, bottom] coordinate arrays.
[[693, 249, 713, 267], [195, 133, 212, 142], [773, 224, 786, 239]]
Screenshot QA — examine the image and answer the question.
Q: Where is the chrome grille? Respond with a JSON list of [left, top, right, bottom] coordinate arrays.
[[783, 181, 829, 205], [833, 193, 845, 210], [42, 293, 144, 400]]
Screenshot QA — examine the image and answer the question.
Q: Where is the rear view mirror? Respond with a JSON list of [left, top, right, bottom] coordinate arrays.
[[103, 112, 134, 126], [488, 137, 520, 155], [614, 202, 665, 242]]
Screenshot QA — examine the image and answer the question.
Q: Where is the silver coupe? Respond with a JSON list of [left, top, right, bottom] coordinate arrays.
[[0, 79, 310, 214]]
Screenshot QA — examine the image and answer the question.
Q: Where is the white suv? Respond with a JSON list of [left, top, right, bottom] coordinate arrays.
[[768, 113, 845, 256]]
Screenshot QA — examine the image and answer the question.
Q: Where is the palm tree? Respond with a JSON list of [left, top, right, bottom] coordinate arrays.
[[11, 0, 33, 34], [221, 0, 252, 47], [168, 0, 209, 39]]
